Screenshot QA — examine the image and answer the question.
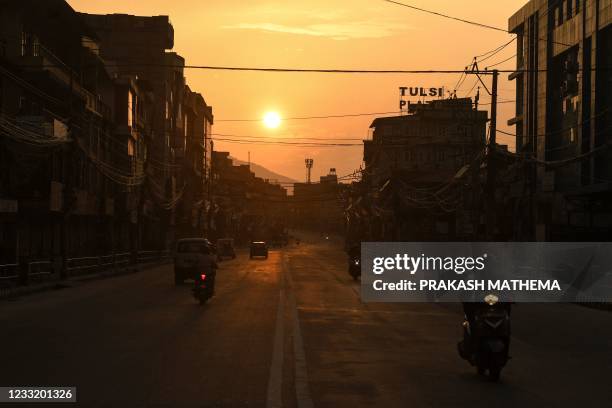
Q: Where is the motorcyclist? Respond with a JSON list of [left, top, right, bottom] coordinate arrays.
[[194, 243, 218, 296], [459, 301, 512, 358]]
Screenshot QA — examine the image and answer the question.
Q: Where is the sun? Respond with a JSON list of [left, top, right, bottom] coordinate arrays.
[[263, 111, 281, 129]]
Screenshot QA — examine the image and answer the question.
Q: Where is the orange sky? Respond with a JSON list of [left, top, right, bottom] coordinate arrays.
[[68, 0, 528, 181]]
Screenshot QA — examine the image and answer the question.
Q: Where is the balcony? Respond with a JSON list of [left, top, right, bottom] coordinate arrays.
[[20, 44, 108, 118], [15, 115, 69, 140]]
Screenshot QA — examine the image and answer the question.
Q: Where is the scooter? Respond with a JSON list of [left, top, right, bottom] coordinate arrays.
[[458, 294, 511, 381], [193, 273, 213, 305]]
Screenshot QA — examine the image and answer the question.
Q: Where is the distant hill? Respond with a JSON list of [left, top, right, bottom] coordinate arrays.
[[229, 156, 298, 185]]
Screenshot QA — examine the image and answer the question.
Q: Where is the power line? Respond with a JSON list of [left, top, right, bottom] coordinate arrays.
[[477, 40, 516, 64], [382, 0, 572, 47], [25, 62, 608, 73], [216, 111, 402, 122], [486, 54, 517, 68], [463, 78, 479, 97], [498, 107, 611, 139], [476, 38, 516, 59], [211, 133, 362, 141], [212, 137, 362, 147], [381, 0, 509, 33]]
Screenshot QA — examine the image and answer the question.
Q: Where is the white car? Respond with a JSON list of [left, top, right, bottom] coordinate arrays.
[[174, 238, 215, 284]]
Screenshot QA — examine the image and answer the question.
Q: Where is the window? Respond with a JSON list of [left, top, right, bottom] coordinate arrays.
[[20, 32, 39, 57], [21, 32, 26, 56], [184, 114, 188, 138], [127, 90, 134, 127], [555, 5, 563, 27], [177, 242, 210, 254], [128, 138, 135, 157]]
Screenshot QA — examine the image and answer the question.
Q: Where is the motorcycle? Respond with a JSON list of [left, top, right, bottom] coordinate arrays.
[[458, 294, 511, 381], [193, 272, 214, 305]]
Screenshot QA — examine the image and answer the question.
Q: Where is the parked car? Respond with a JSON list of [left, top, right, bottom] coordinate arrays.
[[216, 238, 236, 260], [249, 241, 268, 259], [174, 238, 215, 284]]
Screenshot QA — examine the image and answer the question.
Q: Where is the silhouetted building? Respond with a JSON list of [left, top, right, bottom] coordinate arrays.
[[0, 1, 215, 281], [81, 12, 214, 245], [508, 0, 612, 240], [211, 151, 287, 242], [0, 0, 125, 265], [292, 168, 346, 233], [359, 98, 487, 240], [175, 85, 214, 239]]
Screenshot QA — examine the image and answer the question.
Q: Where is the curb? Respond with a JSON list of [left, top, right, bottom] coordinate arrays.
[[0, 260, 171, 301]]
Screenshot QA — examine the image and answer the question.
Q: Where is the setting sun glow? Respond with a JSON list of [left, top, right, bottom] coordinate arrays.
[[263, 111, 281, 129]]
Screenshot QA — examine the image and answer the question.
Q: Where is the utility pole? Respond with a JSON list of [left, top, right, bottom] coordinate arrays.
[[207, 140, 214, 237], [486, 69, 499, 240], [466, 63, 499, 240]]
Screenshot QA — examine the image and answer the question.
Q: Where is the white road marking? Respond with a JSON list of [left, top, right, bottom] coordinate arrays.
[[267, 254, 315, 408], [285, 255, 315, 408], [297, 306, 456, 317], [266, 261, 285, 408]]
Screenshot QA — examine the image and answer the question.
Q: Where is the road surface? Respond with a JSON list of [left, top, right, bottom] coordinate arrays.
[[1, 235, 611, 407]]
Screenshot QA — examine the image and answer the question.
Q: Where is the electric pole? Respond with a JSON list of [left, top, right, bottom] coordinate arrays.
[[465, 63, 499, 240], [486, 69, 499, 240]]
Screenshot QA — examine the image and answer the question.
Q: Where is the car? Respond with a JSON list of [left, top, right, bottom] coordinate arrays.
[[216, 238, 236, 260], [249, 241, 268, 259], [174, 238, 214, 284]]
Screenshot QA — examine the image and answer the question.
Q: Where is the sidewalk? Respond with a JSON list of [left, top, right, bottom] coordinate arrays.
[[0, 258, 171, 301]]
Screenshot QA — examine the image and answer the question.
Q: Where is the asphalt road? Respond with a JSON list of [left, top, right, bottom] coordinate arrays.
[[1, 235, 611, 408]]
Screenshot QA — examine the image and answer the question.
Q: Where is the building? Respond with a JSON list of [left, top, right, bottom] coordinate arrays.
[[176, 85, 214, 239], [81, 12, 214, 246], [292, 168, 346, 233], [508, 0, 612, 240], [365, 98, 487, 187], [0, 0, 124, 267], [0, 0, 215, 282], [356, 98, 488, 241], [211, 151, 288, 243]]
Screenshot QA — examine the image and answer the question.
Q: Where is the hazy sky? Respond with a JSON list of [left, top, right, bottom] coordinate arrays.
[[68, 0, 527, 181]]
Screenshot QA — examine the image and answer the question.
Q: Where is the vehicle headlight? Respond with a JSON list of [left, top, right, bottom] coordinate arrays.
[[484, 294, 499, 306]]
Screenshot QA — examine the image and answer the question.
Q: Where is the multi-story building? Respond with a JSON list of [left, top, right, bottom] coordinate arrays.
[[0, 1, 215, 283], [81, 12, 212, 247], [177, 85, 214, 238], [358, 98, 487, 240], [211, 151, 288, 242], [0, 0, 125, 267], [508, 0, 612, 240], [364, 98, 487, 188], [292, 168, 346, 233]]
